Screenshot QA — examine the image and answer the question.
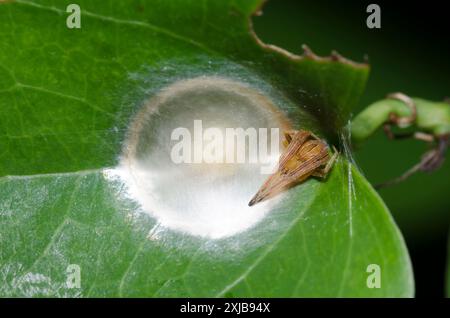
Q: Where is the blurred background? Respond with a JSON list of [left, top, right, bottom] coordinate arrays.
[[254, 0, 450, 297]]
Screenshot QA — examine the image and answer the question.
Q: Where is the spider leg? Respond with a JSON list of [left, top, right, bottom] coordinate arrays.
[[382, 92, 418, 140], [283, 130, 297, 147], [375, 134, 448, 189], [386, 92, 417, 127], [311, 146, 338, 178]]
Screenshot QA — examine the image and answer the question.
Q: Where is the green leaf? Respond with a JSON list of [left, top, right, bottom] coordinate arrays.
[[0, 0, 412, 297], [0, 162, 413, 297]]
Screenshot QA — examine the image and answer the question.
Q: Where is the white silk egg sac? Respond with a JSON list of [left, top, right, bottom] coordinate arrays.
[[118, 76, 292, 239]]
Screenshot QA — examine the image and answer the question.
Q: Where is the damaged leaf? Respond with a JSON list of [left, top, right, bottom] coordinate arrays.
[[0, 0, 412, 297]]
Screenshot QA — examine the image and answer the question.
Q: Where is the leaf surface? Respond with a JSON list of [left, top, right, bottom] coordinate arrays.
[[0, 0, 412, 297]]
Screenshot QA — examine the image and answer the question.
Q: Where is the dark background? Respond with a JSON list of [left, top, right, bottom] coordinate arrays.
[[254, 0, 450, 297]]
